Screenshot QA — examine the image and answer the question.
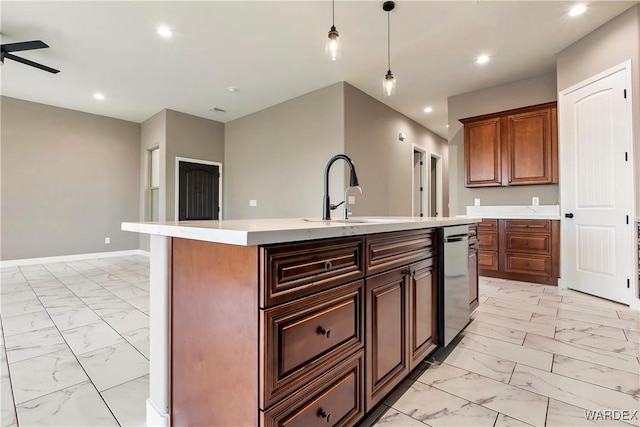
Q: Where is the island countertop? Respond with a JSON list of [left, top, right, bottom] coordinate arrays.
[[121, 216, 480, 246]]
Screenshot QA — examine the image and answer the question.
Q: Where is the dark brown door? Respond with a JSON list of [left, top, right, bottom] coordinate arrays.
[[408, 260, 437, 370], [178, 161, 219, 220]]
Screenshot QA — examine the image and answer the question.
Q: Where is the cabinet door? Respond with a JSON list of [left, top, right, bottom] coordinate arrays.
[[365, 268, 408, 411], [408, 260, 437, 370], [464, 117, 502, 187], [506, 108, 555, 185]]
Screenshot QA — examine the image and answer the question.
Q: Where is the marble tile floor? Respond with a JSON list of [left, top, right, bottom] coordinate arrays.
[[1, 255, 150, 427], [368, 277, 640, 427], [2, 255, 639, 427]]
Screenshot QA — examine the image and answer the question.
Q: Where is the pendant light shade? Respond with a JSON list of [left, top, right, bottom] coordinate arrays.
[[326, 0, 339, 61], [382, 1, 396, 96]]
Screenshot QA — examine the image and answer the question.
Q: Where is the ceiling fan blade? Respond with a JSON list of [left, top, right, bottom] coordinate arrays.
[[4, 53, 59, 74], [1, 40, 49, 53]]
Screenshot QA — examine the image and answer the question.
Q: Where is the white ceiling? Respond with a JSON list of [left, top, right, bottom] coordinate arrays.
[[1, 1, 636, 139]]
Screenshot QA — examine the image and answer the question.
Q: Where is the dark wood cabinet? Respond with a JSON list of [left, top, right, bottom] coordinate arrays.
[[365, 257, 437, 411], [478, 219, 560, 285], [170, 228, 442, 427], [461, 102, 558, 188], [365, 267, 409, 411], [464, 117, 502, 187]]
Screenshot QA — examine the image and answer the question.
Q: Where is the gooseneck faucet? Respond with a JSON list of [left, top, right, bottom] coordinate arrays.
[[323, 154, 360, 220]]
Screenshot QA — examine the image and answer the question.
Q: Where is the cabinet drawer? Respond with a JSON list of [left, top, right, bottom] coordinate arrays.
[[261, 237, 364, 307], [261, 281, 364, 408], [262, 350, 364, 427], [478, 232, 498, 251], [365, 229, 434, 275], [478, 219, 498, 230], [505, 233, 550, 254], [504, 253, 551, 276], [478, 250, 498, 271], [505, 220, 551, 234]]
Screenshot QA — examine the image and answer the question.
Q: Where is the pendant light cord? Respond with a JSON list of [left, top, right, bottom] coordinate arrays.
[[387, 10, 391, 70], [332, 0, 335, 26]]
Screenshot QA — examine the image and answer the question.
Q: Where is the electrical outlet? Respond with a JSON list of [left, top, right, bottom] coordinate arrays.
[[532, 197, 539, 206], [249, 200, 257, 207], [348, 196, 356, 205], [104, 237, 110, 244], [474, 198, 481, 206]]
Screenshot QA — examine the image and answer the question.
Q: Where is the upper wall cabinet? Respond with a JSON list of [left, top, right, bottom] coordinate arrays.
[[461, 102, 558, 188]]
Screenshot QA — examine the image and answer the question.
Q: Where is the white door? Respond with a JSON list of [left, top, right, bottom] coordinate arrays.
[[560, 64, 634, 304]]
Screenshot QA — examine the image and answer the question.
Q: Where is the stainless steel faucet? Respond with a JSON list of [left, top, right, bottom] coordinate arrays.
[[323, 154, 360, 220]]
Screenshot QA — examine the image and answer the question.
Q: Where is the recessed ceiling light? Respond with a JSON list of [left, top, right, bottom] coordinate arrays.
[[93, 93, 105, 101], [227, 87, 238, 93], [569, 4, 587, 16], [157, 26, 173, 38], [476, 54, 490, 64], [424, 107, 433, 113], [446, 125, 450, 128]]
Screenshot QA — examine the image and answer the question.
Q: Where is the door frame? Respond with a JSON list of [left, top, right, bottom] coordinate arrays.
[[411, 145, 443, 218], [175, 157, 223, 221], [411, 145, 427, 217], [429, 152, 443, 218], [558, 60, 636, 304]]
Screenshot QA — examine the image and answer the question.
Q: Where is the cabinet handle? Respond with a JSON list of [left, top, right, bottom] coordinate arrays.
[[317, 327, 332, 338], [318, 410, 332, 423], [324, 261, 333, 271]]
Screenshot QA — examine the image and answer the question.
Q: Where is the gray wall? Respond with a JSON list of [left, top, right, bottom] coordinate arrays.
[[1, 96, 141, 260], [224, 83, 345, 219], [556, 4, 640, 213], [344, 83, 449, 217], [447, 72, 558, 215], [165, 110, 225, 220]]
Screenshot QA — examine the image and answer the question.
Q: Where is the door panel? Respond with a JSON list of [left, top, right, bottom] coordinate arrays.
[[178, 161, 219, 220], [560, 66, 633, 303]]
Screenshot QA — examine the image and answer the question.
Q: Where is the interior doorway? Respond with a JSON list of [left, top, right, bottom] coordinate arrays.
[[559, 61, 634, 304], [412, 147, 443, 218], [430, 154, 440, 217], [175, 157, 222, 221], [413, 149, 425, 217]]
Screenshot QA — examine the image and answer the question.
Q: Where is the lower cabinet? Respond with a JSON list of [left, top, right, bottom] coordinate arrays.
[[262, 351, 365, 427], [365, 258, 436, 410], [170, 229, 443, 427]]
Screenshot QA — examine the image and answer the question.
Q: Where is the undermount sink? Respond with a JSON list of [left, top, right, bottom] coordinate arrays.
[[302, 217, 414, 224]]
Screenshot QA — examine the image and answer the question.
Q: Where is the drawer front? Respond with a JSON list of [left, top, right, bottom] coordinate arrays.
[[261, 237, 365, 307], [504, 253, 551, 276], [478, 250, 498, 271], [478, 219, 498, 231], [505, 220, 551, 234], [365, 230, 435, 275], [261, 281, 364, 408], [505, 233, 550, 254], [262, 350, 364, 427], [478, 232, 498, 251]]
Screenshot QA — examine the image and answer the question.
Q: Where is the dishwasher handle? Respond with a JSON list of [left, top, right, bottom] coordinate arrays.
[[445, 235, 469, 243]]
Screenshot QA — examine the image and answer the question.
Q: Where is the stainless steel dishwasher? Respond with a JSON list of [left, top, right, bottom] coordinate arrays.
[[438, 225, 470, 347]]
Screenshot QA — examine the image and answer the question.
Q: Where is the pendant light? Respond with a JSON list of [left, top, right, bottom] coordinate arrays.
[[326, 0, 339, 61], [382, 1, 396, 96]]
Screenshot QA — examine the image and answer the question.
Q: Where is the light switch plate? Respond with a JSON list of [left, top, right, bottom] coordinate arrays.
[[348, 196, 356, 205], [474, 198, 481, 206], [532, 197, 539, 206], [249, 199, 257, 207]]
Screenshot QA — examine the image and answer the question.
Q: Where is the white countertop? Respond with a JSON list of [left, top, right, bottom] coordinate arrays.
[[121, 217, 480, 246], [465, 205, 561, 220]]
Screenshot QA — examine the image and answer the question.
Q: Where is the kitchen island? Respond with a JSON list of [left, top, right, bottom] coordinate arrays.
[[122, 216, 480, 427]]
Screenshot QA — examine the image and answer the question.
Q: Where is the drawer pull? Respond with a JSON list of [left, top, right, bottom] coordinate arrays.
[[318, 410, 332, 423], [317, 327, 332, 338], [324, 261, 333, 271]]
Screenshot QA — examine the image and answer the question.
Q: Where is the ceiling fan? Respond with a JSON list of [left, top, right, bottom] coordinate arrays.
[[0, 40, 60, 74]]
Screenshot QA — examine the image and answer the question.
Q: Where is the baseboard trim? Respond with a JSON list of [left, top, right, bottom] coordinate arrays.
[[146, 399, 169, 427], [0, 249, 150, 268]]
